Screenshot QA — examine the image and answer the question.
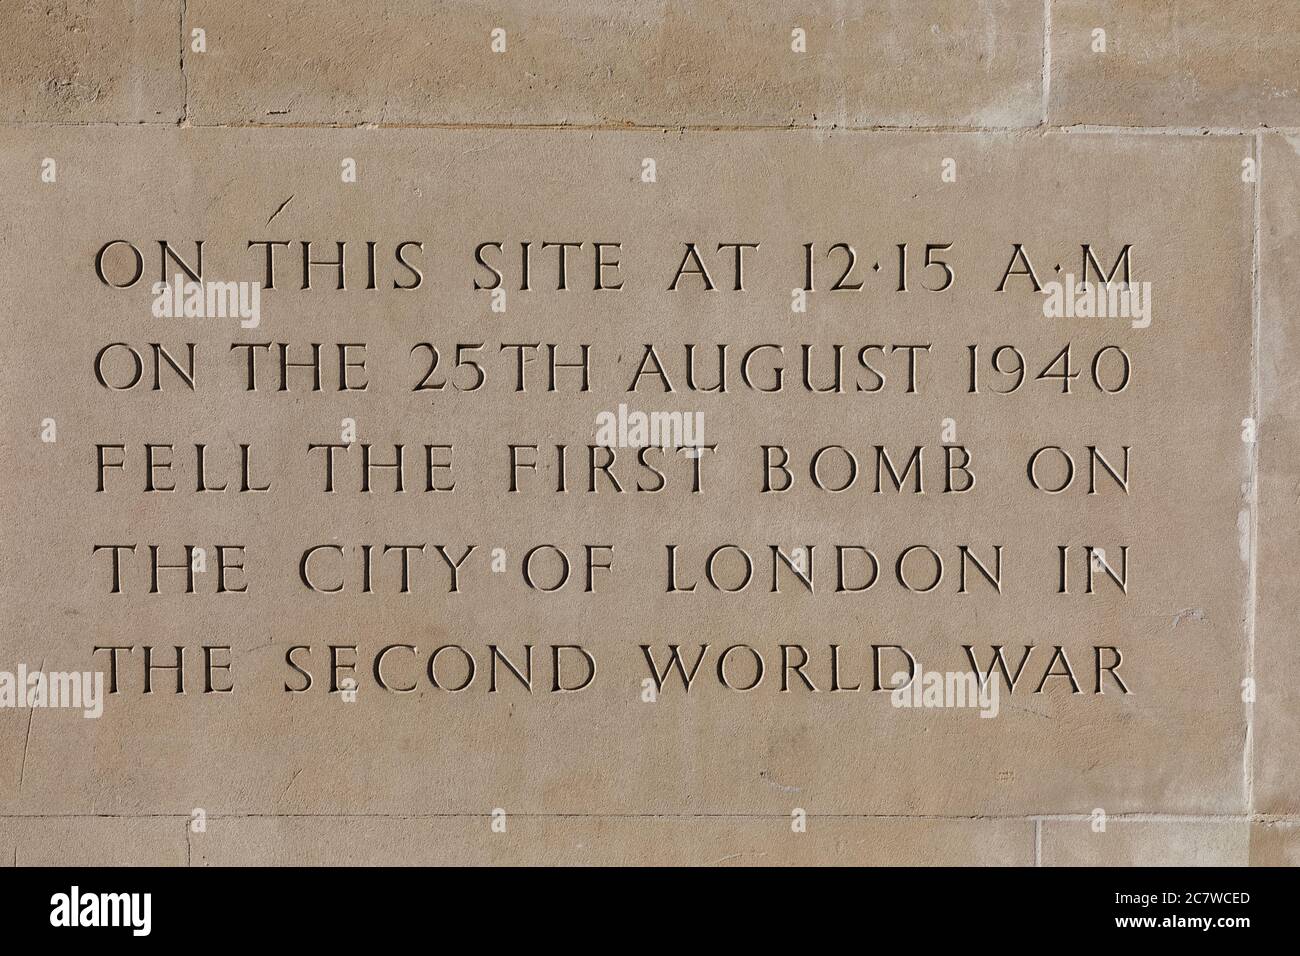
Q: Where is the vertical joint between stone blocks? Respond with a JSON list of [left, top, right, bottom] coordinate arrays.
[[1040, 0, 1053, 125], [1245, 129, 1263, 815]]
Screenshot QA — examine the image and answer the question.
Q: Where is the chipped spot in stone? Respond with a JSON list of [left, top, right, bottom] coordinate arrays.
[[759, 770, 801, 793], [1172, 607, 1207, 627]]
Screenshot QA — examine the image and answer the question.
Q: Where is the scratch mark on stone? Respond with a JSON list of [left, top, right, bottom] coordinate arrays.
[[1006, 703, 1050, 719], [709, 850, 766, 865], [17, 710, 34, 794], [266, 194, 294, 225], [1172, 607, 1207, 627], [17, 658, 43, 794]]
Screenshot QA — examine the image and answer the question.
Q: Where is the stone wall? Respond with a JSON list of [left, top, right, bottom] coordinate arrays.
[[1, 1, 1296, 866]]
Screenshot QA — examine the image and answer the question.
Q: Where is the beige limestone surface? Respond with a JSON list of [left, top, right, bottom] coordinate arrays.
[[1, 0, 182, 124], [183, 0, 1045, 128], [1257, 131, 1300, 821], [1048, 0, 1300, 128]]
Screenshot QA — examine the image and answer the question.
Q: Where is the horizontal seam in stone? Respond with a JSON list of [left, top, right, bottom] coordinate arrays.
[[1, 813, 1296, 822], [0, 121, 1281, 137]]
